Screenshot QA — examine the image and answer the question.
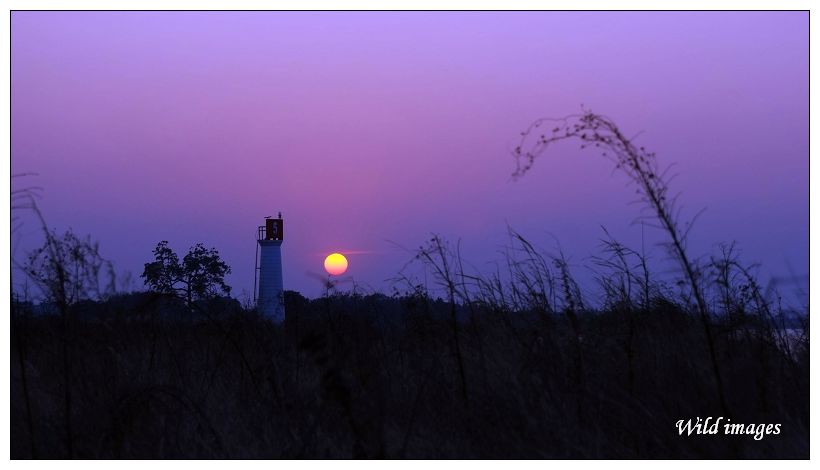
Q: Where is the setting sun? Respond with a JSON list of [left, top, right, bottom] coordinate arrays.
[[323, 252, 348, 276]]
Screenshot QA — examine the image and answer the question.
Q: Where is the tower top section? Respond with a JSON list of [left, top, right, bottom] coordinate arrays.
[[259, 214, 284, 241]]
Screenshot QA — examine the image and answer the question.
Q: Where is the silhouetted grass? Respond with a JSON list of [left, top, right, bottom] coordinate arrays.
[[10, 113, 808, 459], [10, 276, 809, 458]]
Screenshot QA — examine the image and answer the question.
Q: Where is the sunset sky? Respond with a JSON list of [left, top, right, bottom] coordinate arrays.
[[11, 11, 808, 302]]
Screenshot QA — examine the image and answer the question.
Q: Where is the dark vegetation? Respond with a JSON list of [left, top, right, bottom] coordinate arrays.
[[10, 113, 809, 458], [142, 240, 232, 305]]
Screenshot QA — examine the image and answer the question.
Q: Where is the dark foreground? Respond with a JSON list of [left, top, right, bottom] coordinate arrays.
[[11, 292, 809, 459]]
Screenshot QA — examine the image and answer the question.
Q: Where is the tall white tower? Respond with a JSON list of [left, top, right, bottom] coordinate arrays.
[[255, 215, 285, 322]]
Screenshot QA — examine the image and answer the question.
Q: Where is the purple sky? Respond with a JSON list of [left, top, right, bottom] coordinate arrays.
[[11, 11, 808, 303]]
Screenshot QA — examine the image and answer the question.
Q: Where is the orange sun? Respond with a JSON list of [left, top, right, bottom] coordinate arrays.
[[324, 253, 349, 276]]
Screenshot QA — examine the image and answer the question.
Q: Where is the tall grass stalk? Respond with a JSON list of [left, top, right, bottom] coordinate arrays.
[[514, 111, 731, 416]]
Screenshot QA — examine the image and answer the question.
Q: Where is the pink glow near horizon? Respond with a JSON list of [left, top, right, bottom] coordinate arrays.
[[11, 12, 808, 301]]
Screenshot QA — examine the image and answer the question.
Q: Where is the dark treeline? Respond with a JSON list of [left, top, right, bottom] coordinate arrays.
[[10, 284, 809, 458]]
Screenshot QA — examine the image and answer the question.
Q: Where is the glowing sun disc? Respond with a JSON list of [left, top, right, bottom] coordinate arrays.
[[324, 253, 348, 276]]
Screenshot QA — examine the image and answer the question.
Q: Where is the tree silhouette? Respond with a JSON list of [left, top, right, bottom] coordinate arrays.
[[142, 241, 231, 304]]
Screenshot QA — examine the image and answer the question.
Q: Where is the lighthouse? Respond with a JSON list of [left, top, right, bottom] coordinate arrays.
[[255, 214, 285, 322]]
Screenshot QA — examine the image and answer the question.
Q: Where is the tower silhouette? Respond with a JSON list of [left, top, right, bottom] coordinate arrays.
[[255, 215, 284, 322]]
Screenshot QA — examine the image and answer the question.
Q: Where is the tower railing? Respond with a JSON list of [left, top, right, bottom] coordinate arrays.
[[253, 225, 264, 303]]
